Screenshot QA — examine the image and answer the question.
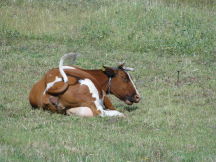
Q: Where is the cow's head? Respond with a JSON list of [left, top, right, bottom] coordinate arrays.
[[103, 63, 141, 105]]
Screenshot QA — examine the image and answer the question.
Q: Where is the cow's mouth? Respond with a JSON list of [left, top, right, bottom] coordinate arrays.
[[124, 99, 134, 105]]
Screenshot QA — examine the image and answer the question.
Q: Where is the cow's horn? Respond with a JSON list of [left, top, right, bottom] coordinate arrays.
[[123, 67, 134, 71]]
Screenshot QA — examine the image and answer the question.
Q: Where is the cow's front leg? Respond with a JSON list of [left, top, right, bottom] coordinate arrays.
[[100, 110, 125, 117], [102, 96, 125, 117], [103, 95, 116, 110]]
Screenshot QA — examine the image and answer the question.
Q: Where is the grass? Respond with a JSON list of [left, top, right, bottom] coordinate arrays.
[[0, 0, 216, 161]]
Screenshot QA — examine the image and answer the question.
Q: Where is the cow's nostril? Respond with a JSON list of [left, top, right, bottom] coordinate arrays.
[[134, 94, 141, 102]]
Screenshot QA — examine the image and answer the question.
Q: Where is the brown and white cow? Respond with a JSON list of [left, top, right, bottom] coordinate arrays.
[[29, 53, 140, 117]]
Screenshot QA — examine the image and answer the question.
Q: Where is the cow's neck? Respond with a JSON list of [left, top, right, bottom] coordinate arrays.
[[83, 69, 110, 93]]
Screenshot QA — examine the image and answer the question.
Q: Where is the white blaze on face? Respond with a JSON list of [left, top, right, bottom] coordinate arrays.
[[126, 72, 140, 96], [43, 76, 62, 94]]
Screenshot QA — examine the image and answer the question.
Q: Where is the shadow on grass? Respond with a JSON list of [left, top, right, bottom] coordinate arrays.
[[123, 106, 138, 112]]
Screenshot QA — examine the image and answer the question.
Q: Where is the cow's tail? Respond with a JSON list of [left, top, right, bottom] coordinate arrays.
[[59, 53, 79, 82]]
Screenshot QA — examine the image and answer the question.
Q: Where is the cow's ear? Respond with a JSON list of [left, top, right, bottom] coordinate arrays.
[[118, 63, 125, 70], [103, 66, 116, 78]]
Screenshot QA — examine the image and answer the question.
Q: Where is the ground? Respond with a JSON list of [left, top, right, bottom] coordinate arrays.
[[0, 0, 216, 161]]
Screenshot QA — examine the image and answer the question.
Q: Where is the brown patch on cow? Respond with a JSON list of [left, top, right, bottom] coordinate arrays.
[[29, 57, 140, 117]]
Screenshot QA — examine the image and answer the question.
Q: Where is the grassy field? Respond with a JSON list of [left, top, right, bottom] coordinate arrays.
[[0, 0, 216, 161]]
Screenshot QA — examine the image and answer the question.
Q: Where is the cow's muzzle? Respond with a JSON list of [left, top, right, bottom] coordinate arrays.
[[124, 94, 141, 105]]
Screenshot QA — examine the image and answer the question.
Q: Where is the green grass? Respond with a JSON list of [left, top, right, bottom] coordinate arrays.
[[0, 0, 216, 161]]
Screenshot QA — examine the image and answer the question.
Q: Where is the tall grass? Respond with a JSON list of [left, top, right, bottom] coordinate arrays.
[[1, 0, 215, 55], [161, 0, 216, 7]]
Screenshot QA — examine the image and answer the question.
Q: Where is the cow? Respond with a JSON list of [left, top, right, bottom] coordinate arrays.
[[29, 53, 141, 117]]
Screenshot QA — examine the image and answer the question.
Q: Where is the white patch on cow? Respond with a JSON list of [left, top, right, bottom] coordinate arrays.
[[79, 79, 104, 112], [126, 72, 140, 96], [43, 76, 62, 94], [78, 79, 125, 117], [60, 66, 76, 83], [62, 66, 75, 70], [59, 54, 76, 83]]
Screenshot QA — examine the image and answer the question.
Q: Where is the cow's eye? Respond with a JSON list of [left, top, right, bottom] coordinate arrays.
[[122, 76, 129, 82]]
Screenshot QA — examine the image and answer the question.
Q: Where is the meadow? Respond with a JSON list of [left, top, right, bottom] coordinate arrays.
[[0, 0, 216, 161]]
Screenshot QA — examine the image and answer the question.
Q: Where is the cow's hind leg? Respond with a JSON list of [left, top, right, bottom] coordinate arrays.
[[66, 107, 93, 117]]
